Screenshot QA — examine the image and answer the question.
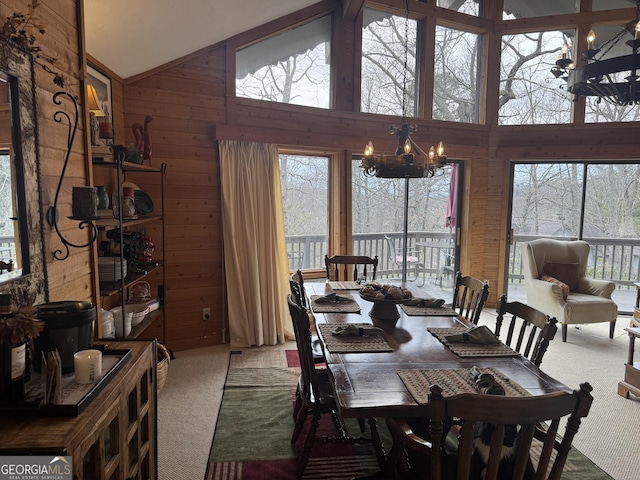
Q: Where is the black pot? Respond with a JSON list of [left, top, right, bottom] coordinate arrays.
[[34, 302, 96, 374]]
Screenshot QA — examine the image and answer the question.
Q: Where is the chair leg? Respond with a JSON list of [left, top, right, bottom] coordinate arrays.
[[610, 320, 616, 339], [293, 386, 302, 420], [357, 417, 366, 432], [292, 403, 309, 444], [562, 324, 568, 342], [368, 417, 386, 469], [298, 410, 321, 477]]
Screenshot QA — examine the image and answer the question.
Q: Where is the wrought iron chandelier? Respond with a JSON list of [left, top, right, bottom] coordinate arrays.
[[551, 0, 640, 105], [360, 0, 446, 178]]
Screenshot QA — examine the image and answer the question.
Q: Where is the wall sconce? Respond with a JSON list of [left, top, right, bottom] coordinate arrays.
[[47, 91, 98, 261]]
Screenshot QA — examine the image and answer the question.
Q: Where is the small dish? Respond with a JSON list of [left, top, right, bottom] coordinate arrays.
[[134, 190, 154, 215]]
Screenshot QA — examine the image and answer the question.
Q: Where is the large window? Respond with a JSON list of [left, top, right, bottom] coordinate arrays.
[[433, 25, 480, 123], [585, 24, 640, 123], [499, 31, 573, 125], [279, 154, 328, 270], [236, 16, 332, 108], [352, 160, 458, 284], [502, 0, 575, 19], [361, 8, 417, 116], [506, 161, 640, 313]]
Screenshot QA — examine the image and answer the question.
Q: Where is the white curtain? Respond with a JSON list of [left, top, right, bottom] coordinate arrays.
[[219, 140, 294, 347]]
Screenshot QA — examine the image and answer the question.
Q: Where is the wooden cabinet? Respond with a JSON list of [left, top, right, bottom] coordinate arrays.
[[0, 340, 157, 480], [618, 327, 640, 400], [92, 156, 167, 343], [632, 282, 640, 329]]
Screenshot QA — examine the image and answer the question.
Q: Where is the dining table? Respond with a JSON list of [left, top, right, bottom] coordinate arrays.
[[307, 280, 572, 421]]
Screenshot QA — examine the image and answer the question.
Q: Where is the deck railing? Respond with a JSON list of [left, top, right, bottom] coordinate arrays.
[[288, 232, 640, 290]]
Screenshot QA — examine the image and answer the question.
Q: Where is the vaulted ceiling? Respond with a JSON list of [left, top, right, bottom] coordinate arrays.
[[84, 0, 321, 79]]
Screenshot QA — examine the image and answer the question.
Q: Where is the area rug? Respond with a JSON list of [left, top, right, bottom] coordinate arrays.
[[204, 349, 612, 480]]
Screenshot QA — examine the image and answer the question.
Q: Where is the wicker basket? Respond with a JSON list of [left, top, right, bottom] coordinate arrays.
[[157, 343, 170, 393]]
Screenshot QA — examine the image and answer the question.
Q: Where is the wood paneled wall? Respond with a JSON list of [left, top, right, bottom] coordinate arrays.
[[6, 1, 638, 351], [1, 0, 95, 305], [118, 2, 640, 350]]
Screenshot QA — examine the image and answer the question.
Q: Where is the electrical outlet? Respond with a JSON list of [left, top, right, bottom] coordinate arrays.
[[202, 307, 211, 321]]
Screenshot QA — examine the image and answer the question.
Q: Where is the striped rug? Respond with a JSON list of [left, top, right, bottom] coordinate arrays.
[[204, 349, 611, 480], [205, 349, 385, 480]]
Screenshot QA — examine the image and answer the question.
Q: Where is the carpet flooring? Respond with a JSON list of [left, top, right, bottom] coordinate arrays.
[[203, 349, 613, 480]]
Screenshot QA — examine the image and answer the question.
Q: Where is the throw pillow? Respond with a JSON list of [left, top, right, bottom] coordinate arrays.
[[543, 261, 580, 291], [540, 274, 569, 300]]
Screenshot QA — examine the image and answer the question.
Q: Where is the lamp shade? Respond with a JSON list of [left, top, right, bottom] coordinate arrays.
[[86, 84, 105, 116]]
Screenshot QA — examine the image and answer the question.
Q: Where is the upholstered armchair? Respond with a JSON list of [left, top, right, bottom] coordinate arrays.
[[522, 238, 617, 342]]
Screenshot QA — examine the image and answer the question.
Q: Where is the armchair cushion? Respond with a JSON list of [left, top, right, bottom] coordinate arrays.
[[540, 274, 569, 300], [543, 261, 580, 291]]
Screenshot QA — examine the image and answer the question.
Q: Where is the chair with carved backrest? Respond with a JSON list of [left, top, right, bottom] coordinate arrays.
[[324, 254, 378, 282], [287, 294, 375, 476], [386, 382, 593, 480], [451, 271, 489, 325], [289, 269, 325, 366], [495, 294, 558, 367]]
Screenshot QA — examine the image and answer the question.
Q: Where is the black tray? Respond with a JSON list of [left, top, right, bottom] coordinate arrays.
[[0, 348, 131, 417]]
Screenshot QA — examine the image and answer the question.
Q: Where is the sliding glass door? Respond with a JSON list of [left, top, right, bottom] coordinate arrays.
[[505, 161, 640, 314]]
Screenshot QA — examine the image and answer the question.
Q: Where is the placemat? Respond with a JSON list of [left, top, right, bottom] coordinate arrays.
[[400, 304, 457, 316], [311, 295, 361, 313], [317, 323, 392, 353], [428, 327, 519, 358], [397, 367, 531, 404], [327, 281, 361, 290]]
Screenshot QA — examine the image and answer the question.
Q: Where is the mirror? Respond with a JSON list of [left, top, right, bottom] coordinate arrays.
[[0, 39, 48, 305]]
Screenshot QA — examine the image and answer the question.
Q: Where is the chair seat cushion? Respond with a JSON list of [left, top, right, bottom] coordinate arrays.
[[543, 261, 580, 291], [540, 274, 569, 300], [562, 293, 617, 324], [395, 255, 419, 264]]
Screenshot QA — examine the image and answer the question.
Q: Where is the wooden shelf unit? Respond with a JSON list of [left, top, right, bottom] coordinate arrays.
[[92, 155, 167, 342], [0, 340, 158, 480]]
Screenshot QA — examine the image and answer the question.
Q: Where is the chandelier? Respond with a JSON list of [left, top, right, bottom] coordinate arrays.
[[359, 0, 446, 178], [551, 0, 640, 105]]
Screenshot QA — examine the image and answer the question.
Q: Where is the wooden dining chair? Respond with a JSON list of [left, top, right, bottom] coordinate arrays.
[[287, 295, 374, 476], [289, 269, 308, 309], [386, 382, 594, 480], [289, 270, 325, 365], [324, 254, 378, 282], [451, 271, 489, 325], [495, 294, 558, 367]]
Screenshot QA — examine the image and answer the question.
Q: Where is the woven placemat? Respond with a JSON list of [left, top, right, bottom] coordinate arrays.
[[400, 304, 457, 316], [327, 281, 361, 290], [311, 295, 361, 313], [317, 323, 392, 353], [428, 327, 519, 358], [397, 367, 531, 404]]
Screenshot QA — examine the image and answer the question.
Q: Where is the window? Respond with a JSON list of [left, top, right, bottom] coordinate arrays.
[[236, 16, 332, 108], [502, 0, 576, 19], [584, 24, 640, 123], [499, 31, 573, 125], [437, 0, 480, 16], [361, 8, 417, 116], [0, 150, 17, 267], [506, 161, 640, 313], [352, 159, 458, 283], [433, 25, 480, 123], [279, 154, 328, 271]]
